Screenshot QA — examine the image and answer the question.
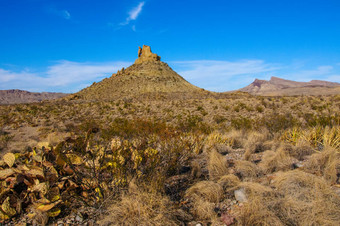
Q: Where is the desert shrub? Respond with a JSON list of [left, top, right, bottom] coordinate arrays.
[[213, 115, 226, 124], [304, 113, 340, 127], [255, 105, 264, 113], [102, 118, 173, 140], [0, 130, 13, 151], [230, 117, 253, 130], [177, 115, 211, 134], [258, 113, 300, 133]]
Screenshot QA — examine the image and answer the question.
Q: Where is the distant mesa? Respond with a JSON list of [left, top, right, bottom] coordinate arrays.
[[240, 76, 340, 96]]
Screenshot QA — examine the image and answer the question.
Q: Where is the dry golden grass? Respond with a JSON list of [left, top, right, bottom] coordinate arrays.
[[235, 182, 274, 198], [259, 145, 294, 173], [217, 174, 240, 191], [98, 183, 178, 226], [303, 147, 340, 184], [185, 181, 223, 203], [189, 198, 217, 220], [290, 140, 315, 160], [235, 170, 340, 225], [234, 160, 263, 180], [208, 149, 229, 181], [243, 130, 269, 160], [185, 181, 224, 221], [273, 170, 340, 225], [235, 197, 284, 226]]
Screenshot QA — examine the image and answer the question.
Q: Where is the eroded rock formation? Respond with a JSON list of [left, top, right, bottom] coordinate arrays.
[[135, 45, 161, 64]]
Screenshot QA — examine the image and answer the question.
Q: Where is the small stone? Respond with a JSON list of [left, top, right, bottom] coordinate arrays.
[[195, 224, 202, 226], [75, 215, 83, 222], [234, 188, 247, 202]]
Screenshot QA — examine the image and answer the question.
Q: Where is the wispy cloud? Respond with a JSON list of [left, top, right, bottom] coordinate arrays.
[[0, 61, 130, 93], [281, 66, 334, 81], [171, 60, 340, 92], [171, 60, 280, 91], [1, 59, 339, 93], [48, 8, 71, 20], [61, 10, 71, 20], [120, 2, 145, 26]]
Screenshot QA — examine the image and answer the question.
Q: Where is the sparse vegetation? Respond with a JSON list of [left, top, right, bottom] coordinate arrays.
[[1, 91, 340, 225]]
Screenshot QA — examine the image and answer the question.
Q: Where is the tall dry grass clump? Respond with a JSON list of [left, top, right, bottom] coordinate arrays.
[[259, 145, 294, 173], [235, 170, 340, 225], [98, 182, 178, 225], [283, 126, 340, 151], [185, 181, 223, 220], [217, 174, 240, 191], [303, 147, 340, 184], [243, 130, 270, 160], [273, 170, 340, 225], [234, 160, 263, 180], [208, 149, 229, 181], [204, 130, 243, 154]]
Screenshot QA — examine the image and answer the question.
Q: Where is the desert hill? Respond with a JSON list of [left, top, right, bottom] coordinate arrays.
[[240, 76, 340, 96], [68, 45, 210, 101], [0, 89, 68, 104]]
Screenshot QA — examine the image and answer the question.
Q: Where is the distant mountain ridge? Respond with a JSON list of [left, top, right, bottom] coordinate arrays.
[[240, 76, 340, 96], [0, 89, 68, 104]]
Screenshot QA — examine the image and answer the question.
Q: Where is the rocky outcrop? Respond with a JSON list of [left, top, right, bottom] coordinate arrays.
[[134, 45, 161, 64]]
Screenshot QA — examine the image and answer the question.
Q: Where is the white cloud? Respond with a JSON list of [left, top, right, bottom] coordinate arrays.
[[171, 60, 280, 92], [0, 61, 130, 93], [282, 65, 334, 82], [62, 10, 71, 20], [120, 2, 145, 26], [171, 61, 340, 92], [48, 8, 71, 20], [1, 59, 339, 94]]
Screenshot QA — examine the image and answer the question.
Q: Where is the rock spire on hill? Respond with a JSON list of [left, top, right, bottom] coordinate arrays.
[[135, 45, 161, 64], [69, 45, 208, 101]]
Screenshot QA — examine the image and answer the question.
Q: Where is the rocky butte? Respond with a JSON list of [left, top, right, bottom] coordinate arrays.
[[69, 45, 209, 101]]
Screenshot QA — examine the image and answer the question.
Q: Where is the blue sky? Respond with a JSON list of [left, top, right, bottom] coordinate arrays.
[[1, 0, 340, 92]]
